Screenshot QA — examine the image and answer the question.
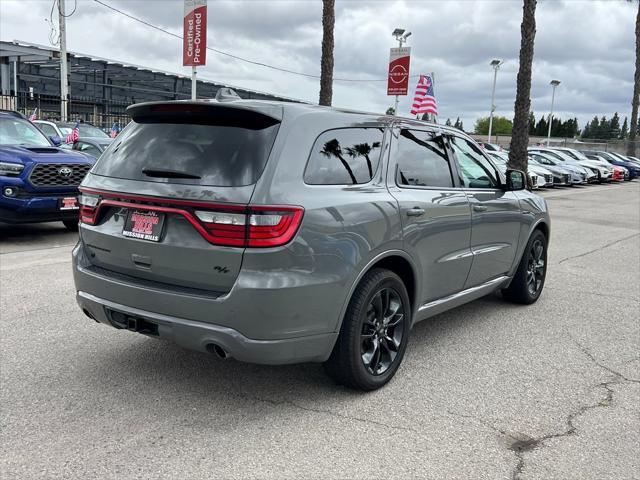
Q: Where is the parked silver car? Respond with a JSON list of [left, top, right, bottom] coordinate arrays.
[[72, 100, 550, 390], [528, 147, 596, 183]]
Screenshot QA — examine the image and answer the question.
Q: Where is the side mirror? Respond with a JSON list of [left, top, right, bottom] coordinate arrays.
[[49, 135, 62, 146], [505, 169, 526, 191]]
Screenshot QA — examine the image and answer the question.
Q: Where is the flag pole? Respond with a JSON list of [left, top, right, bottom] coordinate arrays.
[[430, 71, 437, 124], [191, 66, 197, 100]]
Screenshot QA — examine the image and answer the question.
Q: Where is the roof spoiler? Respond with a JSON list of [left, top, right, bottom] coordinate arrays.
[[127, 100, 283, 123]]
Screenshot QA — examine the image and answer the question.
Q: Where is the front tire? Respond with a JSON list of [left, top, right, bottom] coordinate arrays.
[[62, 219, 78, 231], [324, 268, 411, 391], [502, 230, 547, 304]]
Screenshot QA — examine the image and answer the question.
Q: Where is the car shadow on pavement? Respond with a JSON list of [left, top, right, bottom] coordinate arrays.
[[0, 221, 78, 253]]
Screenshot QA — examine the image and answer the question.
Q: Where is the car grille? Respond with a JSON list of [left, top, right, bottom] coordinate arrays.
[[29, 163, 91, 187], [544, 174, 553, 183], [562, 174, 570, 183]]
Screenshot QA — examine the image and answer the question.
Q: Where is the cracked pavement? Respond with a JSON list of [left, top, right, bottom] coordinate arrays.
[[1, 182, 639, 479]]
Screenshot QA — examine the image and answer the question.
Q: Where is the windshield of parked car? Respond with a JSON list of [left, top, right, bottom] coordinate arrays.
[[0, 117, 52, 146], [59, 123, 109, 138], [531, 154, 556, 166], [534, 149, 576, 164]]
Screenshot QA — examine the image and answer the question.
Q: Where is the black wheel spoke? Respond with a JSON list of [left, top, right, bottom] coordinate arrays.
[[370, 341, 382, 373], [360, 287, 406, 376], [526, 239, 546, 296], [385, 313, 403, 328]]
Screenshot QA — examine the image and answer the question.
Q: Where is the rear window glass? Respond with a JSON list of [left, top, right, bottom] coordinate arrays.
[[91, 118, 279, 187], [304, 128, 384, 185]]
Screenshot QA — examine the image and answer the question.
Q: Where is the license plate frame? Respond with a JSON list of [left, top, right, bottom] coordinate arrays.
[[122, 209, 165, 242], [59, 196, 79, 211]]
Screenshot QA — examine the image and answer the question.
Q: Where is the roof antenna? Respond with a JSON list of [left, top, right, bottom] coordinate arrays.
[[215, 88, 241, 102]]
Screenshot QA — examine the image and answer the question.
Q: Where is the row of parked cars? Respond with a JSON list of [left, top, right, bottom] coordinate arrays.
[[32, 119, 113, 160], [479, 142, 640, 189]]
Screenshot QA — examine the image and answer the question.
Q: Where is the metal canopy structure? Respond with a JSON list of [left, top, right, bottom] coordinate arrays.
[[0, 40, 304, 127]]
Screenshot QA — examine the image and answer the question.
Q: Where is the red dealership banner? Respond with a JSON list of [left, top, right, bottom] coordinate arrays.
[[183, 0, 207, 66], [387, 47, 411, 96]]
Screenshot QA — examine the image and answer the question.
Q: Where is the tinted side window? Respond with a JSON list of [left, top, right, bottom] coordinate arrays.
[[395, 129, 453, 188], [304, 128, 384, 185], [450, 136, 499, 188]]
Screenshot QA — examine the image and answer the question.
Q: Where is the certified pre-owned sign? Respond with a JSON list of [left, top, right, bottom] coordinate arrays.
[[183, 0, 207, 66], [387, 47, 411, 96]]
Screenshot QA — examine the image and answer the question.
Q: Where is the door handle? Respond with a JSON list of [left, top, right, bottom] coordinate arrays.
[[473, 205, 488, 212], [406, 207, 425, 217]]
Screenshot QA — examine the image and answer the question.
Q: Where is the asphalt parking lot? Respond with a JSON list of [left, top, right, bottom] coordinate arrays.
[[1, 182, 638, 480]]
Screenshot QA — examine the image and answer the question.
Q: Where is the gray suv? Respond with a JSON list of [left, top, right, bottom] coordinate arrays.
[[72, 100, 550, 390]]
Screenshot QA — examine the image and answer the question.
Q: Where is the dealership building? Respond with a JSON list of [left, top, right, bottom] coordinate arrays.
[[0, 40, 302, 128]]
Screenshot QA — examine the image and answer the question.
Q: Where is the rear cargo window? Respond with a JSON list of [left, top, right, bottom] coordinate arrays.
[[304, 128, 384, 185], [91, 117, 279, 187]]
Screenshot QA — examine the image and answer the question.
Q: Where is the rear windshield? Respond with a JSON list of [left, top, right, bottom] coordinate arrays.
[[91, 117, 279, 186]]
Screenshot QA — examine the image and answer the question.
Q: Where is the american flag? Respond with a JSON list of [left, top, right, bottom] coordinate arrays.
[[28, 108, 38, 121], [65, 122, 80, 144], [410, 74, 438, 116], [110, 122, 120, 138]]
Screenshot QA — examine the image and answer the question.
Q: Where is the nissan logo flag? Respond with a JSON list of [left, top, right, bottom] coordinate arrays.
[[183, 0, 207, 66], [387, 47, 411, 96]]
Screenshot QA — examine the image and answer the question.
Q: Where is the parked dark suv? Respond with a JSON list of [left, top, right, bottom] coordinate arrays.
[[73, 100, 550, 390]]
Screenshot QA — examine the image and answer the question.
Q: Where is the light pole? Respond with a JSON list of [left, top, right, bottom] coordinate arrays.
[[58, 0, 69, 121], [546, 79, 561, 146], [392, 28, 411, 116], [487, 58, 503, 143]]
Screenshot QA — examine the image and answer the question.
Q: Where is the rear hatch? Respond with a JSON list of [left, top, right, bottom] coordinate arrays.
[[78, 102, 295, 294]]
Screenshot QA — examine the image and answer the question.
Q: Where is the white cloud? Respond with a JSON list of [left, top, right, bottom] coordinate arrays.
[[0, 0, 636, 130]]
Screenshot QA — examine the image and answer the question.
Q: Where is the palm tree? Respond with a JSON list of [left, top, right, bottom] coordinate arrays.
[[321, 139, 357, 184], [319, 0, 335, 106], [627, 1, 640, 156], [508, 0, 537, 172], [345, 142, 381, 179]]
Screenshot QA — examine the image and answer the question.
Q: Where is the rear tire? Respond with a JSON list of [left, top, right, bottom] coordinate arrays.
[[324, 268, 411, 391], [502, 230, 547, 304], [62, 219, 78, 231]]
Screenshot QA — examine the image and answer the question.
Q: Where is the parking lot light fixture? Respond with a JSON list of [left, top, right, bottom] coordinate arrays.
[[546, 80, 561, 146], [487, 59, 503, 143]]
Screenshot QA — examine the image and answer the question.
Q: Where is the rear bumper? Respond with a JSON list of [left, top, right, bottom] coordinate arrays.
[[76, 291, 337, 365]]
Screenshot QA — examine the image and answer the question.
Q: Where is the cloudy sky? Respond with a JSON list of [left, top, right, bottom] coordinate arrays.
[[0, 0, 636, 130]]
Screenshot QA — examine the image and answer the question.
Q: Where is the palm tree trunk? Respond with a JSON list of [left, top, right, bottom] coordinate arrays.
[[337, 154, 357, 184], [319, 0, 335, 106], [508, 0, 537, 172], [627, 1, 640, 156]]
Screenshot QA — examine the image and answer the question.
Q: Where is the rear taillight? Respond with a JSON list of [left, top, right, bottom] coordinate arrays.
[[77, 188, 303, 247], [195, 206, 304, 247], [79, 193, 100, 225]]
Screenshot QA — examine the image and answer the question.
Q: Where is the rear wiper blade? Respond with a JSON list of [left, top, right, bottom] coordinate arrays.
[[141, 168, 201, 179]]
